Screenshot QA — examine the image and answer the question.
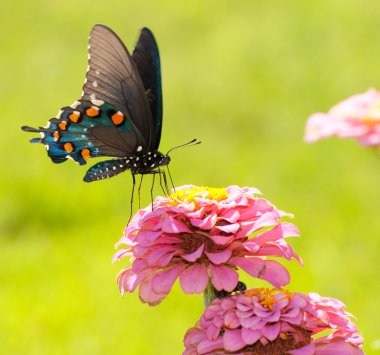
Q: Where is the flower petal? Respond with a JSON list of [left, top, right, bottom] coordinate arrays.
[[179, 264, 209, 294], [205, 249, 232, 264], [230, 258, 290, 288], [208, 264, 239, 291], [152, 263, 186, 294], [223, 329, 245, 352], [182, 244, 205, 262]]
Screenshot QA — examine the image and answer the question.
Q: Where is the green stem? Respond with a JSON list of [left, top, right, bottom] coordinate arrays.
[[203, 282, 219, 307]]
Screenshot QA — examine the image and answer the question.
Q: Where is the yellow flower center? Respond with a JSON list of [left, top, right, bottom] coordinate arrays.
[[244, 287, 289, 310], [169, 186, 228, 206]]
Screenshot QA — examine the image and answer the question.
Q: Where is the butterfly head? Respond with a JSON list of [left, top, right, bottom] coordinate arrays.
[[160, 154, 170, 166]]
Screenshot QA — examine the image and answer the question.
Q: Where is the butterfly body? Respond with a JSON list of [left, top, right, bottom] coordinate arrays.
[[22, 25, 170, 183]]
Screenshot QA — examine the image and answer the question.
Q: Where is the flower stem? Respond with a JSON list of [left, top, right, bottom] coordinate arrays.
[[203, 283, 219, 307]]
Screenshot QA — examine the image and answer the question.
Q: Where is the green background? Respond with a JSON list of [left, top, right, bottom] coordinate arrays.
[[1, 0, 380, 353]]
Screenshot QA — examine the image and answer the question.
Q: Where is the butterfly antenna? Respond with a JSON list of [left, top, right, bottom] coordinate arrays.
[[166, 138, 201, 155]]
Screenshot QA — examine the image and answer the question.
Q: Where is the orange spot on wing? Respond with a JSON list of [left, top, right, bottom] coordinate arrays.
[[68, 111, 81, 123], [81, 148, 91, 161], [63, 142, 74, 153], [53, 131, 60, 141], [111, 112, 125, 126], [86, 106, 100, 117], [58, 121, 68, 130]]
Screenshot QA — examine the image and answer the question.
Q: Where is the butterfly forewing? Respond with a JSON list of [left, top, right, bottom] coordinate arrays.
[[132, 28, 163, 150], [83, 25, 154, 150]]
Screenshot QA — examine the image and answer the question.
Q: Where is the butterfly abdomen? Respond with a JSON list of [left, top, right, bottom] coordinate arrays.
[[83, 151, 169, 182], [83, 158, 132, 182]]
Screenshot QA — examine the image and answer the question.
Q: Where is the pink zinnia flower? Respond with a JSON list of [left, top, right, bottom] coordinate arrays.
[[183, 288, 364, 354], [305, 88, 380, 146], [113, 185, 301, 305]]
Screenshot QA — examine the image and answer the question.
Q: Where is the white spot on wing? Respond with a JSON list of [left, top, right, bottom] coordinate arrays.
[[90, 93, 96, 100], [113, 166, 116, 170], [56, 109, 63, 118], [136, 145, 142, 152], [95, 70, 100, 75], [92, 81, 98, 87], [71, 101, 81, 109], [91, 99, 104, 106]]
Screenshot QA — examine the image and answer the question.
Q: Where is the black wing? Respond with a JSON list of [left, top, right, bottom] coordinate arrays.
[[82, 24, 154, 150], [132, 28, 163, 150]]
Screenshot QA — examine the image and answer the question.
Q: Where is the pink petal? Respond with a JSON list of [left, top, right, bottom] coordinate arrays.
[[197, 338, 224, 354], [261, 322, 281, 341], [313, 340, 364, 354], [139, 275, 165, 306], [288, 344, 315, 355], [117, 267, 139, 293], [230, 258, 290, 288], [223, 329, 245, 352], [205, 249, 232, 264], [219, 209, 240, 223], [152, 263, 186, 294], [215, 223, 240, 234], [161, 214, 191, 233], [208, 264, 239, 291], [190, 213, 217, 230], [146, 246, 177, 266], [112, 248, 132, 263], [179, 264, 209, 293], [182, 244, 205, 262], [254, 222, 299, 246], [241, 328, 261, 345], [210, 235, 234, 246]]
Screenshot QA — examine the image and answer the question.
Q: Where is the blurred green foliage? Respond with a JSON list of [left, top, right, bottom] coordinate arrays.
[[2, 0, 380, 353]]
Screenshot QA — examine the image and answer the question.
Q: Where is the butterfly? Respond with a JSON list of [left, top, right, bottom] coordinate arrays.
[[22, 25, 198, 189]]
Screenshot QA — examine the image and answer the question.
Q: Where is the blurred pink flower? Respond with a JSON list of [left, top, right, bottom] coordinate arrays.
[[183, 288, 364, 355], [114, 185, 301, 305], [305, 88, 380, 146]]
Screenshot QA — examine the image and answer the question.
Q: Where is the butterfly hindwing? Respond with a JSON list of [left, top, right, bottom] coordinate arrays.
[[22, 100, 145, 165], [132, 28, 163, 150], [82, 25, 155, 150]]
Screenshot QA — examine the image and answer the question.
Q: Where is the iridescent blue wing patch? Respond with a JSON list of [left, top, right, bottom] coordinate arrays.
[[22, 100, 146, 165]]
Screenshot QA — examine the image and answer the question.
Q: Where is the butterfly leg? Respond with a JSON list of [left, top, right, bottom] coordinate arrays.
[[157, 168, 167, 196], [150, 173, 156, 211], [138, 174, 144, 209], [166, 165, 176, 193], [162, 170, 170, 196], [128, 173, 136, 224]]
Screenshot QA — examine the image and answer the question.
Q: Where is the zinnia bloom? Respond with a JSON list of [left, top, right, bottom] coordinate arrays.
[[305, 88, 380, 146], [114, 185, 301, 305], [183, 288, 364, 354]]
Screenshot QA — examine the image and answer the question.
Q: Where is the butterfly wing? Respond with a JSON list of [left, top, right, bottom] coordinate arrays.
[[132, 28, 163, 150], [22, 100, 145, 165], [82, 24, 155, 150]]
